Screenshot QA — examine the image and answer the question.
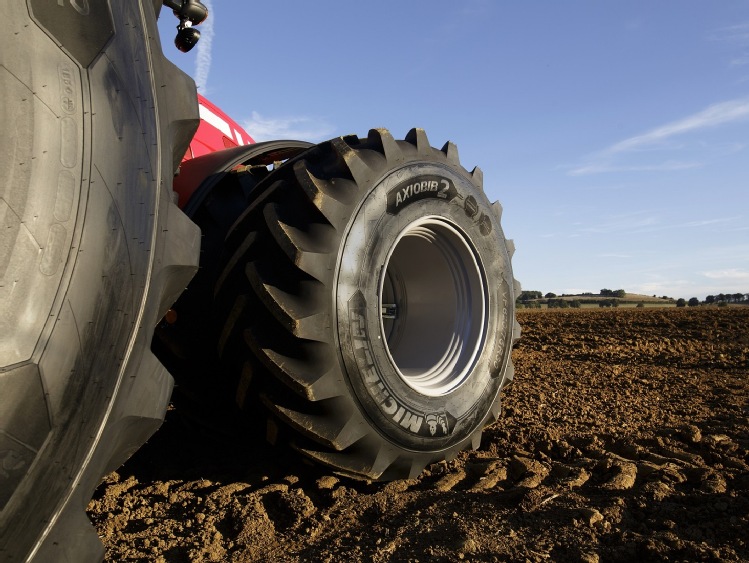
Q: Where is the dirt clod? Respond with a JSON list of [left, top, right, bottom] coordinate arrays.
[[579, 507, 604, 527]]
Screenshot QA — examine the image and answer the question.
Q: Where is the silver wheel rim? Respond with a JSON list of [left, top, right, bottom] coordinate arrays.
[[379, 217, 487, 397]]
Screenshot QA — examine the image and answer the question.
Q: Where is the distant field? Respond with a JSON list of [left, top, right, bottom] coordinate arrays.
[[518, 292, 677, 309], [576, 301, 675, 309], [525, 302, 677, 309]]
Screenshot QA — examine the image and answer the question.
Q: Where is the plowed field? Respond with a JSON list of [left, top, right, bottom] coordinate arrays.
[[89, 307, 749, 562]]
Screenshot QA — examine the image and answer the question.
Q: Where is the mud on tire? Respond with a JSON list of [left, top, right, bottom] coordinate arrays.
[[0, 2, 199, 560], [214, 129, 521, 480]]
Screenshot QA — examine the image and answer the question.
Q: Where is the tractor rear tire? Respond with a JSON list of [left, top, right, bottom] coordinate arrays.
[[0, 2, 199, 560], [213, 129, 520, 480]]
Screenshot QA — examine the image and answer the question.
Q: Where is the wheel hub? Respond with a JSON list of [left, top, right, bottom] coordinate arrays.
[[379, 217, 488, 397]]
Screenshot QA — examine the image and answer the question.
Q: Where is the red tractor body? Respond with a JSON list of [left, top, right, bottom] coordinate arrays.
[[188, 95, 255, 160], [173, 95, 261, 209]]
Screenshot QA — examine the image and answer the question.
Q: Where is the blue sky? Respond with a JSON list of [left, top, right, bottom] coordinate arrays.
[[158, 1, 748, 300]]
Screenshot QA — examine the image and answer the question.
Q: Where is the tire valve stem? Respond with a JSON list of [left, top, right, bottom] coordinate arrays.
[[381, 303, 398, 319]]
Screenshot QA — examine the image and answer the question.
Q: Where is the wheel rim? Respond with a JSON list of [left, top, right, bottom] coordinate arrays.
[[379, 217, 487, 397]]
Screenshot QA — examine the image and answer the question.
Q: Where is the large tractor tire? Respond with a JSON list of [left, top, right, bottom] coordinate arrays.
[[0, 2, 200, 561], [213, 129, 521, 480]]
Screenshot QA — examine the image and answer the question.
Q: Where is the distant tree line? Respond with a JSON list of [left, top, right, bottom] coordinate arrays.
[[546, 298, 582, 309], [517, 289, 625, 309], [518, 291, 543, 302], [705, 293, 748, 304], [599, 288, 626, 298], [518, 289, 629, 303], [674, 293, 748, 307], [517, 288, 748, 309]]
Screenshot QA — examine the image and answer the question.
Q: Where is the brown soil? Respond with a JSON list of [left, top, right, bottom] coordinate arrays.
[[88, 307, 749, 562]]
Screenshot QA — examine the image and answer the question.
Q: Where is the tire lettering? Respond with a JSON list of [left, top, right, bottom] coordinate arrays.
[[381, 397, 399, 416], [438, 180, 450, 198], [399, 409, 424, 433], [387, 175, 457, 214], [348, 292, 427, 434], [491, 283, 511, 377], [395, 180, 439, 207], [58, 65, 76, 114]]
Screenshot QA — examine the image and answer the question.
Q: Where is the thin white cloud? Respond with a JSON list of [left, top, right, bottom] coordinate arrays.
[[711, 22, 749, 44], [628, 216, 739, 235], [242, 112, 335, 142], [711, 22, 749, 71], [569, 97, 749, 176], [571, 212, 739, 238], [570, 160, 701, 176], [194, 0, 214, 92], [682, 218, 737, 228], [628, 278, 746, 300], [702, 268, 749, 282], [609, 98, 749, 153], [628, 279, 692, 298], [577, 211, 659, 235]]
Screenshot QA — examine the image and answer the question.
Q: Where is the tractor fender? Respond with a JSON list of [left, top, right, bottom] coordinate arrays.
[[175, 141, 313, 217]]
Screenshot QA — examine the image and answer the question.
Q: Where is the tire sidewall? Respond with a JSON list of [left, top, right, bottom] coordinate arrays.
[[335, 160, 515, 451]]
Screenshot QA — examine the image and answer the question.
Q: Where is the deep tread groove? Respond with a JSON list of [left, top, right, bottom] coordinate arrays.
[[513, 279, 522, 298], [330, 137, 375, 187], [492, 200, 503, 221], [293, 161, 354, 230], [244, 326, 341, 402], [441, 140, 461, 166], [263, 396, 367, 451], [300, 441, 401, 481], [471, 166, 484, 189], [504, 362, 516, 386], [244, 260, 329, 341], [405, 127, 432, 157], [367, 128, 403, 164], [263, 202, 336, 283], [214, 231, 257, 298], [471, 431, 483, 450], [513, 319, 523, 342]]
